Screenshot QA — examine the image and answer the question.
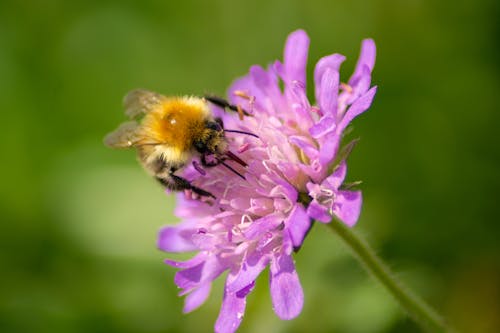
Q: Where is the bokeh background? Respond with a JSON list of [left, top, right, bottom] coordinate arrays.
[[1, 0, 499, 332]]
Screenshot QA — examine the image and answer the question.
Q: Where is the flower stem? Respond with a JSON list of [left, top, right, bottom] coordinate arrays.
[[325, 217, 453, 332]]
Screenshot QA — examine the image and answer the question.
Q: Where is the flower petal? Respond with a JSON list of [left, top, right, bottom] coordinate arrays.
[[174, 192, 217, 218], [174, 254, 226, 293], [318, 67, 340, 116], [306, 200, 331, 223], [227, 75, 266, 115], [309, 116, 336, 138], [236, 281, 255, 298], [164, 252, 206, 269], [288, 135, 318, 161], [269, 179, 298, 204], [183, 282, 212, 313], [337, 86, 377, 134], [244, 214, 282, 239], [325, 161, 347, 190], [250, 65, 283, 113], [157, 225, 197, 252], [269, 253, 304, 320], [283, 29, 310, 87], [289, 80, 314, 128], [174, 261, 204, 291], [226, 251, 270, 293], [333, 190, 362, 227], [314, 53, 345, 105], [349, 38, 376, 88], [215, 282, 252, 333], [286, 204, 311, 248], [318, 131, 341, 165]]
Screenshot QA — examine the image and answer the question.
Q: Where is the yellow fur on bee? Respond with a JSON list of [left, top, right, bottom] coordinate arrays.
[[140, 96, 210, 153]]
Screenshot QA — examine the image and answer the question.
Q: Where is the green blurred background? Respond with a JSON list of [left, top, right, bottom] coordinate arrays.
[[1, 0, 499, 332]]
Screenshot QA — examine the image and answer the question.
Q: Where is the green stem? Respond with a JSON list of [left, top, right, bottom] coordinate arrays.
[[325, 217, 453, 332]]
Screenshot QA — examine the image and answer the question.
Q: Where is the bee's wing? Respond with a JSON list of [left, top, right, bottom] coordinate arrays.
[[104, 121, 141, 148], [123, 89, 166, 119]]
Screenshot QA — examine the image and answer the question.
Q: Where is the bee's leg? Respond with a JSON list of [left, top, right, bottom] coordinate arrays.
[[156, 172, 215, 199], [200, 153, 223, 168], [200, 153, 246, 180], [204, 95, 251, 117]]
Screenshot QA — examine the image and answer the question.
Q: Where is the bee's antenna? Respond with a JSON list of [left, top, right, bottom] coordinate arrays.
[[221, 161, 245, 180], [224, 129, 259, 138]]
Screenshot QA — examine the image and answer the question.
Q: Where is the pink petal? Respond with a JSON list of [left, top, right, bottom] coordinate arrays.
[[318, 131, 341, 165], [288, 135, 318, 160], [289, 80, 314, 127], [157, 225, 198, 252], [183, 282, 212, 313], [269, 254, 304, 320], [333, 190, 362, 227], [286, 204, 311, 248], [248, 197, 274, 215], [299, 158, 325, 183], [191, 231, 219, 250], [318, 67, 340, 116], [309, 116, 336, 138], [227, 75, 266, 114], [236, 281, 255, 298], [351, 65, 372, 97], [337, 86, 377, 134], [325, 161, 347, 190], [174, 193, 215, 218], [349, 38, 376, 88], [215, 282, 251, 333], [270, 179, 298, 203], [226, 251, 270, 293], [175, 255, 226, 293], [289, 79, 310, 109], [306, 201, 331, 223], [174, 261, 204, 291], [164, 252, 206, 269], [244, 214, 283, 239], [250, 65, 283, 112], [283, 30, 310, 87], [314, 53, 345, 104]]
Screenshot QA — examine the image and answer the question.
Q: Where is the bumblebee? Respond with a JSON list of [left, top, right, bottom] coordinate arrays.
[[104, 89, 254, 198]]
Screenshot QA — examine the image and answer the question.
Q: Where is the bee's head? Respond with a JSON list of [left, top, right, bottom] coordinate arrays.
[[194, 120, 228, 156]]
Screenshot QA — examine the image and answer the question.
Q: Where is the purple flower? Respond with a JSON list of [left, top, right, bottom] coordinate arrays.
[[158, 30, 376, 333]]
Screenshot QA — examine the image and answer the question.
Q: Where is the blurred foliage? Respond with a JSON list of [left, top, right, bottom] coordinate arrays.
[[1, 0, 499, 332]]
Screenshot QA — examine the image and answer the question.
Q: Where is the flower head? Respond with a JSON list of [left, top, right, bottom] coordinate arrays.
[[158, 30, 376, 333]]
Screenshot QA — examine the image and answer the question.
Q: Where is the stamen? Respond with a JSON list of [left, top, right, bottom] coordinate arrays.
[[237, 105, 244, 121], [238, 143, 250, 153], [233, 90, 256, 113], [320, 188, 334, 196], [310, 106, 323, 117], [233, 90, 251, 100], [340, 82, 353, 93], [240, 214, 253, 225]]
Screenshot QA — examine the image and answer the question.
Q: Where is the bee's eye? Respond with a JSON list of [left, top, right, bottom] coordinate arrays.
[[206, 121, 222, 132]]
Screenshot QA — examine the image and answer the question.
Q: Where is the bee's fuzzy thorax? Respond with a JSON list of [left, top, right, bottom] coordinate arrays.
[[141, 96, 211, 152]]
